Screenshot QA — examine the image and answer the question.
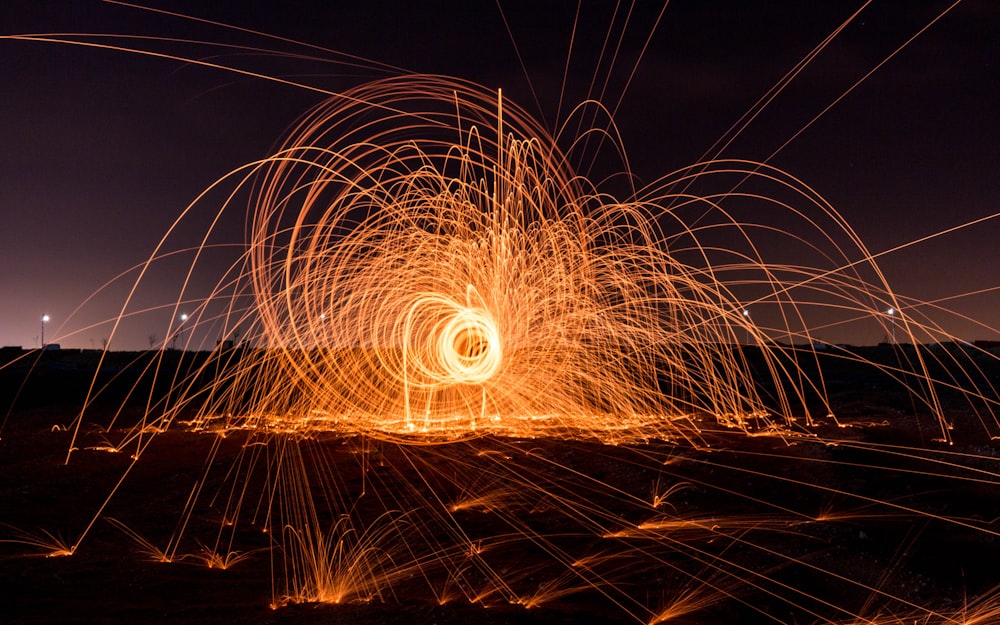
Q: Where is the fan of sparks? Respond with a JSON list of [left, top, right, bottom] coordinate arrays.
[[154, 73, 944, 446], [17, 55, 1000, 625]]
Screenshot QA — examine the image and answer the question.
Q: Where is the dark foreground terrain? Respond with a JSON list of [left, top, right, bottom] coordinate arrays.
[[2, 346, 999, 624]]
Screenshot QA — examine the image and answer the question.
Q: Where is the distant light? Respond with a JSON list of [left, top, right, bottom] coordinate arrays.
[[41, 314, 51, 348], [887, 308, 895, 316], [742, 309, 750, 317], [180, 313, 189, 322], [319, 313, 327, 320]]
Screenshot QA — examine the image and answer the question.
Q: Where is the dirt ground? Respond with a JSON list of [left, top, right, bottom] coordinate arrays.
[[2, 346, 999, 624]]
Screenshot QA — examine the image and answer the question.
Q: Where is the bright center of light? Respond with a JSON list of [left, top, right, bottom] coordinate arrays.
[[436, 308, 501, 385]]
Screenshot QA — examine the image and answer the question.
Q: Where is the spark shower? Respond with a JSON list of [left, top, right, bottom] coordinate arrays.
[[2, 3, 999, 624]]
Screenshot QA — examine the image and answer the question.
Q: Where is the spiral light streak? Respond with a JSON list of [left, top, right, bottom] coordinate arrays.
[[161, 73, 988, 446], [161, 75, 818, 444]]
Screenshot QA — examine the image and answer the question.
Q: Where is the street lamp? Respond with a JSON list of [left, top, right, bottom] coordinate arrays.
[[887, 307, 896, 344], [173, 313, 189, 350], [41, 314, 50, 348], [742, 309, 751, 344]]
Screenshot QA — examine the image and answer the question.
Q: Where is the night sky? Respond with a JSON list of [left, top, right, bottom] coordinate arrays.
[[1, 1, 997, 350]]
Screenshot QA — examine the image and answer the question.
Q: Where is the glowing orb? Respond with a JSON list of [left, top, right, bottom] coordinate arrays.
[[423, 292, 502, 386]]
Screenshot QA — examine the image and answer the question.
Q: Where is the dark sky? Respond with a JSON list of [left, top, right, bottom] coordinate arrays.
[[1, 1, 997, 349]]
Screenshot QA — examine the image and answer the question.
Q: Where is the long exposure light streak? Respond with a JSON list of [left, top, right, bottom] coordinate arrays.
[[2, 3, 998, 624]]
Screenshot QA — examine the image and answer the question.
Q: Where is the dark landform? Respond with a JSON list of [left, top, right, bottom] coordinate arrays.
[[2, 345, 999, 624]]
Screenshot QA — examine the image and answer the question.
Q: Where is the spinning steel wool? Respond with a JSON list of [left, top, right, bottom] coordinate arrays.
[[2, 4, 998, 624]]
